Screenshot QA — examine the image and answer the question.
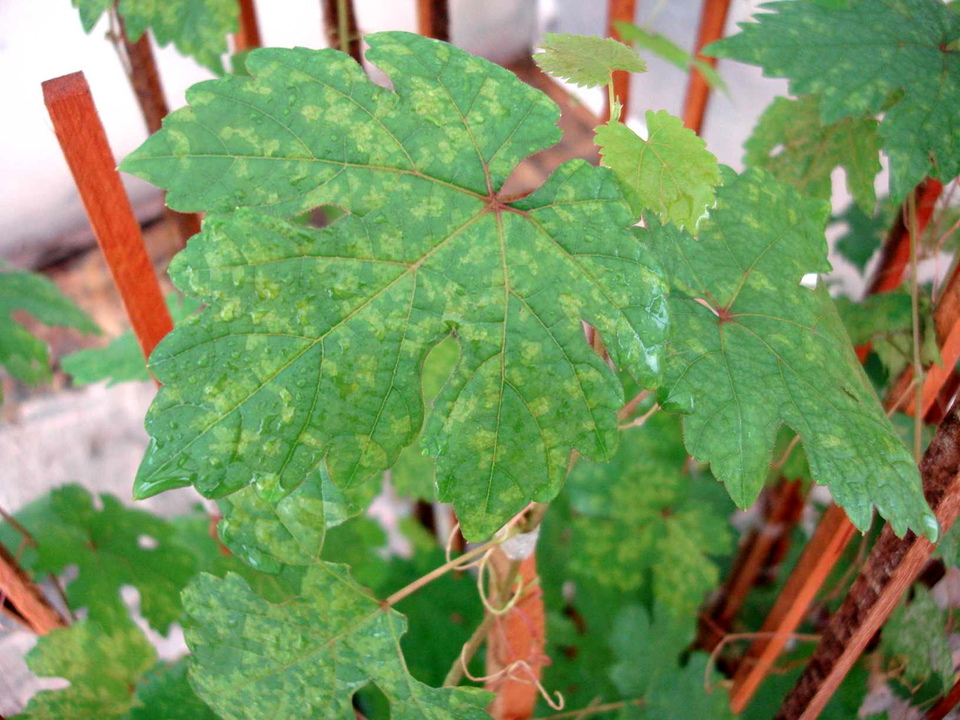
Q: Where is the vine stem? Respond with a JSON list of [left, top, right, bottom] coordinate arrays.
[[531, 698, 645, 720], [908, 190, 923, 462], [336, 0, 350, 56]]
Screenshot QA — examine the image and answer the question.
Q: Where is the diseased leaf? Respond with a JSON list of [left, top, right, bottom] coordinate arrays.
[[16, 620, 156, 719], [643, 167, 936, 539], [0, 268, 99, 400], [121, 34, 668, 540], [534, 33, 647, 88], [72, 0, 238, 74], [0, 485, 196, 633], [128, 660, 218, 720], [183, 564, 492, 718], [63, 294, 200, 387], [615, 22, 725, 90], [566, 411, 734, 618], [744, 96, 881, 212], [596, 111, 721, 230], [707, 0, 960, 200], [881, 585, 954, 688]]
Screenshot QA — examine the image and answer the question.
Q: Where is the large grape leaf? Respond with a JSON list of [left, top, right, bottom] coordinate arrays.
[[120, 33, 668, 540], [71, 0, 238, 74], [566, 411, 734, 618], [0, 485, 197, 633], [0, 267, 99, 401], [744, 96, 881, 212], [183, 564, 492, 719], [16, 620, 156, 720], [643, 167, 936, 539], [596, 111, 720, 230], [707, 0, 960, 201], [534, 33, 647, 88]]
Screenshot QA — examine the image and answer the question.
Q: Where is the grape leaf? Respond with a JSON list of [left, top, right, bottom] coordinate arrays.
[[833, 198, 898, 273], [596, 111, 720, 230], [72, 0, 238, 74], [706, 0, 960, 201], [120, 33, 669, 540], [127, 660, 217, 720], [614, 21, 725, 90], [643, 167, 936, 539], [63, 294, 200, 387], [566, 411, 734, 618], [744, 96, 881, 212], [183, 563, 492, 718], [16, 620, 156, 719], [534, 33, 647, 88], [881, 585, 953, 688], [0, 485, 197, 633], [0, 267, 99, 401]]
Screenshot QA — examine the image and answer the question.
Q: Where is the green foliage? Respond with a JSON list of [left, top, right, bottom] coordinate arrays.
[[0, 267, 99, 401], [615, 22, 725, 90], [881, 585, 954, 690], [127, 660, 218, 720], [534, 33, 647, 88], [121, 33, 668, 540], [183, 563, 492, 718], [63, 294, 200, 387], [0, 485, 197, 633], [644, 167, 936, 539], [596, 111, 721, 231], [833, 199, 898, 273], [707, 0, 960, 200], [566, 411, 734, 618], [16, 620, 156, 720], [744, 96, 881, 212], [71, 0, 238, 74]]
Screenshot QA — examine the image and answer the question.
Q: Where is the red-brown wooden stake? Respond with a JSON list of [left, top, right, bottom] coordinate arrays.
[[43, 73, 173, 366], [605, 0, 637, 122], [417, 0, 450, 41], [235, 0, 262, 51], [777, 403, 960, 719], [0, 544, 66, 635], [322, 0, 363, 64], [682, 0, 732, 135]]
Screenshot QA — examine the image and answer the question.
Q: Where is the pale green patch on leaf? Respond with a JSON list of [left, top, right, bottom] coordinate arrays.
[[597, 111, 720, 230], [16, 620, 156, 719], [122, 34, 668, 540], [183, 564, 492, 719], [534, 32, 647, 88], [643, 167, 936, 540], [72, 0, 238, 74], [745, 96, 881, 212], [566, 412, 733, 618], [615, 22, 725, 90], [707, 0, 960, 201], [0, 268, 99, 402], [881, 586, 953, 688]]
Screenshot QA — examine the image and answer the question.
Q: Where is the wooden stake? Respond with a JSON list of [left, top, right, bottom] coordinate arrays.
[[681, 0, 732, 135], [776, 402, 960, 720], [605, 0, 637, 122], [0, 544, 66, 635], [235, 0, 262, 52], [43, 72, 173, 367], [321, 0, 362, 64], [417, 0, 450, 41]]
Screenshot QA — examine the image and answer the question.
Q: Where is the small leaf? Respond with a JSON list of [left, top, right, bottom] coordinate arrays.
[[833, 198, 898, 274], [534, 32, 647, 88], [615, 22, 725, 90], [596, 111, 720, 229], [881, 585, 953, 688], [183, 564, 493, 718], [17, 620, 156, 719], [644, 167, 936, 539], [744, 96, 881, 212]]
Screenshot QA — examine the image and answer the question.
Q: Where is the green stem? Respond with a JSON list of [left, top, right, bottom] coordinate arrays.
[[337, 0, 350, 56], [607, 80, 618, 123]]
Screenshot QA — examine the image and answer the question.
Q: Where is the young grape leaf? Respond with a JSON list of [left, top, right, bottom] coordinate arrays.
[[643, 167, 936, 540], [127, 660, 217, 720], [62, 294, 200, 387], [833, 198, 898, 273], [614, 21, 725, 90], [596, 111, 720, 230], [0, 485, 197, 633], [183, 563, 492, 719], [744, 96, 881, 212], [566, 411, 734, 618], [0, 268, 99, 401], [881, 585, 954, 688], [17, 620, 156, 719], [121, 33, 668, 539], [706, 0, 960, 201], [71, 0, 238, 74], [534, 33, 647, 88]]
